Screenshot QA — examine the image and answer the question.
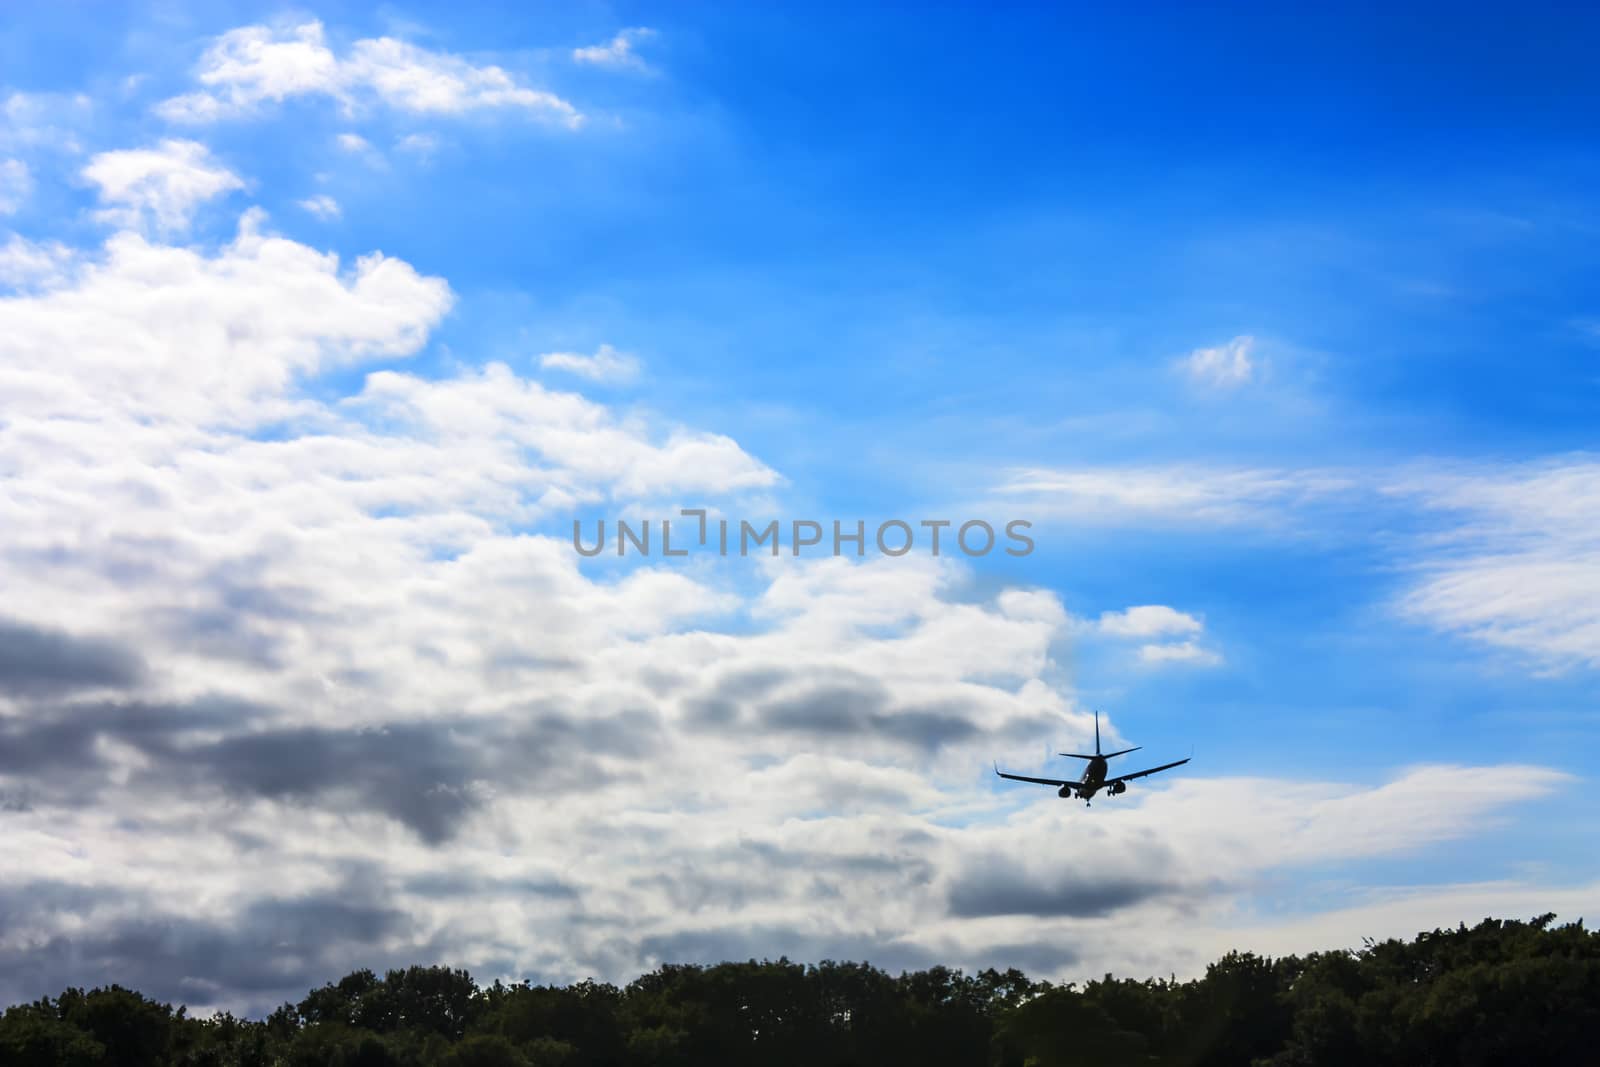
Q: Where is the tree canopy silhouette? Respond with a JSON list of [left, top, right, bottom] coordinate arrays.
[[3, 914, 1596, 1066]]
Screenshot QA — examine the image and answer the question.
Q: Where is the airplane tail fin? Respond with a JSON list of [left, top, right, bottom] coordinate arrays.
[[1063, 708, 1116, 759], [1049, 710, 1139, 758], [1058, 711, 1139, 760], [1062, 708, 1105, 759]]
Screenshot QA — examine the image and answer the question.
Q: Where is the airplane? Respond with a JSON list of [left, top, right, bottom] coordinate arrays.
[[994, 710, 1189, 806]]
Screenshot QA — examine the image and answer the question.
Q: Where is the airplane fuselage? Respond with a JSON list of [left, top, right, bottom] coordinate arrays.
[[1080, 755, 1108, 795], [1058, 756, 1109, 798]]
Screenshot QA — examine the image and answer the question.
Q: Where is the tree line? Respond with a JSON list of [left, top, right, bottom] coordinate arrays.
[[3, 913, 1596, 1066]]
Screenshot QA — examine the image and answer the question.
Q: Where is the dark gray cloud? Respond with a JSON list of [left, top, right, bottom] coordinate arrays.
[[0, 698, 236, 776], [868, 704, 984, 749], [0, 617, 145, 696], [0, 697, 659, 843], [764, 681, 895, 733], [945, 840, 1201, 920], [0, 879, 416, 1016], [682, 664, 806, 729], [684, 670, 1003, 753], [683, 666, 1061, 755], [946, 873, 1179, 919], [758, 682, 1047, 751], [197, 723, 484, 844]]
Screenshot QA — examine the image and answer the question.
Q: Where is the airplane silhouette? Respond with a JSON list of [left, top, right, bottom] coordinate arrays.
[[995, 710, 1189, 805]]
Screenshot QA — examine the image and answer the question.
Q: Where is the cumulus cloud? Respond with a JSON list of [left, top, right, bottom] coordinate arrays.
[[539, 343, 641, 383], [572, 28, 657, 71], [81, 139, 245, 233], [0, 206, 1121, 1003], [0, 209, 450, 423], [0, 140, 1580, 1017], [157, 19, 583, 128], [1180, 334, 1256, 387]]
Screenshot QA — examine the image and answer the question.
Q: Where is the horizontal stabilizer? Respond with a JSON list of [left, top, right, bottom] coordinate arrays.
[[1060, 746, 1141, 760]]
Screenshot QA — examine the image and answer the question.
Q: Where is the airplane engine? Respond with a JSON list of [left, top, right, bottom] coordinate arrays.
[[1109, 781, 1127, 795], [1057, 784, 1074, 799]]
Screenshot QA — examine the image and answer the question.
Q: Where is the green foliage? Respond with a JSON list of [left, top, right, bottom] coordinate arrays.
[[2, 916, 1597, 1066], [0, 1004, 107, 1067]]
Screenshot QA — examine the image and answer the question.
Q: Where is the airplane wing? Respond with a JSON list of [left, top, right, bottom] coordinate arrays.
[[994, 763, 1072, 787], [1105, 757, 1190, 785]]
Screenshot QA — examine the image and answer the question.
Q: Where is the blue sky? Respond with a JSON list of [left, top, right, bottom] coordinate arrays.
[[1, 1, 1598, 1012]]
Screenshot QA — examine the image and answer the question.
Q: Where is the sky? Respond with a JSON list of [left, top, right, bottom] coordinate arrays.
[[1, 0, 1599, 1014]]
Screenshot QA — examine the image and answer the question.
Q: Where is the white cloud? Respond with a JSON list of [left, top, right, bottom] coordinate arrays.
[[0, 134, 1582, 1012], [1197, 878, 1600, 969], [997, 464, 1351, 525], [1391, 459, 1600, 670], [1000, 456, 1600, 675], [353, 363, 777, 499], [919, 762, 1569, 984], [158, 19, 583, 128], [1138, 640, 1222, 666], [0, 159, 31, 215], [298, 193, 340, 219], [81, 139, 244, 233], [1, 90, 93, 154], [335, 132, 371, 152], [0, 206, 1131, 1008], [0, 234, 73, 289], [1093, 605, 1220, 667], [1180, 334, 1256, 387], [1097, 604, 1202, 638], [572, 27, 656, 71], [539, 343, 641, 383], [0, 209, 450, 424]]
